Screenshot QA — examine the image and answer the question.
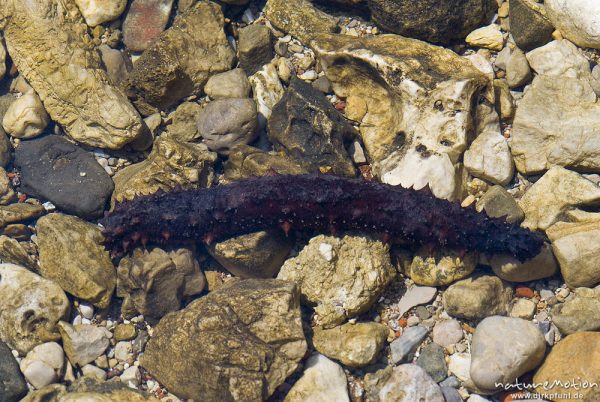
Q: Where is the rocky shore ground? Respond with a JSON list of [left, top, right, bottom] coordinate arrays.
[[0, 0, 600, 401]]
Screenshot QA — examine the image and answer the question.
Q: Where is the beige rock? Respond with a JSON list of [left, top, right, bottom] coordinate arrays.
[[117, 247, 206, 319], [204, 68, 251, 99], [265, 0, 338, 44], [141, 279, 307, 401], [519, 167, 600, 231], [58, 322, 111, 367], [112, 136, 217, 205], [0, 127, 11, 168], [552, 287, 600, 334], [277, 235, 396, 327], [2, 92, 49, 139], [74, 0, 127, 26], [312, 322, 388, 367], [313, 34, 487, 200], [476, 185, 524, 224], [223, 145, 309, 183], [364, 364, 444, 402], [465, 24, 504, 50], [510, 298, 537, 319], [407, 247, 477, 286], [1, 0, 143, 149], [0, 263, 70, 354], [0, 202, 44, 227], [490, 243, 558, 282], [19, 342, 65, 389], [163, 102, 202, 143], [0, 39, 5, 81], [493, 78, 515, 120], [526, 40, 590, 79], [21, 377, 159, 401], [442, 275, 513, 320], [36, 213, 116, 309], [250, 62, 285, 129], [284, 354, 350, 402], [0, 235, 37, 269], [0, 167, 16, 205]]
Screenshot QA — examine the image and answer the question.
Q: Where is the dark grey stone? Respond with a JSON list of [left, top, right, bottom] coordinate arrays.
[[476, 185, 525, 224], [389, 325, 429, 364], [14, 135, 114, 219], [509, 0, 555, 51], [0, 341, 28, 402], [238, 24, 273, 76], [441, 386, 463, 402], [416, 343, 448, 383], [311, 75, 332, 93], [439, 375, 460, 388]]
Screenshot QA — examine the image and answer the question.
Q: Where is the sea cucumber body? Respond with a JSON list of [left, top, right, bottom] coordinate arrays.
[[100, 174, 545, 260]]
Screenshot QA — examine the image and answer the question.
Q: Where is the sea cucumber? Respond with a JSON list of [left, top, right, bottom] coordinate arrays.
[[100, 174, 545, 261]]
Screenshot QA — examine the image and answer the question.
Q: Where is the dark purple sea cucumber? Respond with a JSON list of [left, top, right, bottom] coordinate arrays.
[[100, 174, 545, 261]]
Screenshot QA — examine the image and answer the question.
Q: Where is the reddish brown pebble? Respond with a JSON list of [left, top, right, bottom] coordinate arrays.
[[515, 286, 534, 298], [398, 318, 407, 328], [122, 0, 174, 52]]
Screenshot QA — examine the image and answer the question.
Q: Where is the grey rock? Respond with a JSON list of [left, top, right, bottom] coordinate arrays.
[[397, 286, 437, 317], [285, 354, 350, 402], [197, 98, 258, 155], [204, 69, 251, 100], [163, 102, 202, 142], [432, 319, 463, 347], [0, 127, 11, 168], [509, 0, 554, 51], [390, 325, 429, 364], [238, 25, 273, 76], [14, 135, 114, 219], [417, 343, 447, 383], [506, 47, 532, 88], [99, 45, 130, 86], [442, 275, 513, 320], [441, 386, 463, 402], [552, 287, 600, 335], [440, 375, 460, 388], [476, 185, 524, 224], [526, 40, 590, 79], [312, 76, 332, 93], [0, 341, 27, 402], [58, 322, 110, 367], [364, 364, 444, 402]]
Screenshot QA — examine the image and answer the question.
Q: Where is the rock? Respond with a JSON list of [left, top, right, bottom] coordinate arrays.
[[204, 69, 251, 100], [432, 319, 463, 347], [238, 25, 273, 76], [448, 353, 473, 386], [58, 322, 110, 367], [19, 342, 64, 389], [163, 102, 202, 143], [250, 62, 285, 129], [0, 264, 69, 354], [114, 341, 133, 363], [24, 377, 156, 401], [15, 135, 114, 219], [476, 185, 524, 224], [2, 92, 49, 139], [197, 98, 258, 155], [277, 235, 396, 327], [505, 47, 532, 88], [417, 343, 448, 383], [0, 40, 5, 81], [0, 128, 11, 168], [490, 243, 558, 282], [464, 103, 514, 185], [113, 324, 137, 341], [390, 326, 429, 364], [526, 40, 590, 79], [98, 45, 130, 86], [117, 247, 205, 319], [0, 203, 44, 227], [510, 298, 536, 319], [36, 213, 116, 309], [207, 230, 293, 278], [465, 24, 504, 51], [552, 287, 600, 335], [509, 0, 554, 51], [74, 0, 127, 26], [519, 167, 600, 231], [284, 354, 349, 402], [407, 247, 477, 286], [0, 235, 37, 269], [80, 364, 106, 381], [122, 0, 174, 52], [111, 136, 216, 204], [3, 1, 142, 149], [312, 76, 332, 93], [545, 0, 600, 49], [120, 366, 141, 388], [0, 341, 28, 402], [442, 275, 513, 320], [313, 34, 487, 200], [533, 332, 600, 402], [364, 364, 444, 402], [441, 387, 463, 402], [124, 1, 235, 114], [396, 285, 437, 318], [223, 145, 309, 182], [141, 279, 307, 401], [493, 78, 515, 121], [265, 0, 338, 44], [470, 316, 546, 391], [268, 78, 357, 177], [311, 322, 388, 367], [510, 76, 600, 174]]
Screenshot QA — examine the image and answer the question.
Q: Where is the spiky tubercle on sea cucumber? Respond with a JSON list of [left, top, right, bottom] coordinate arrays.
[[99, 174, 546, 261]]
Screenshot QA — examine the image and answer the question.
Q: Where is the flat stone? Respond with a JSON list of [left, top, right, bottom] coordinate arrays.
[[0, 340, 28, 401], [74, 0, 127, 26], [552, 287, 600, 335], [265, 0, 338, 44], [364, 364, 444, 402], [204, 69, 251, 100], [432, 319, 463, 348], [465, 24, 504, 51], [442, 275, 513, 320], [390, 326, 429, 364], [490, 243, 558, 282], [238, 25, 273, 76], [0, 203, 45, 227], [546, 0, 600, 49], [476, 185, 524, 224], [122, 0, 174, 52], [417, 343, 448, 383], [141, 279, 307, 401], [223, 145, 309, 182], [58, 322, 110, 367], [396, 286, 437, 318], [509, 0, 554, 51], [15, 136, 114, 219], [407, 248, 477, 286], [285, 354, 349, 402]]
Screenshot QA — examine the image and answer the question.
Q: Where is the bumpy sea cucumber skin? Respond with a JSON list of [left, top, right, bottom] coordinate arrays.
[[100, 174, 545, 261]]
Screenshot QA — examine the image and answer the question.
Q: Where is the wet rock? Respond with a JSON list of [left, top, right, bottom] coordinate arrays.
[[250, 62, 285, 129], [465, 24, 504, 51], [432, 319, 463, 347], [204, 69, 251, 100], [417, 343, 448, 383], [122, 0, 174, 52], [510, 298, 536, 319], [238, 25, 273, 76], [2, 92, 48, 139], [396, 285, 437, 317], [111, 136, 216, 204], [265, 0, 338, 44], [490, 244, 558, 282], [0, 235, 37, 269], [277, 235, 396, 327], [470, 316, 546, 391], [285, 354, 349, 402], [0, 340, 28, 402], [15, 136, 114, 219], [197, 98, 258, 155], [19, 342, 64, 389], [390, 325, 429, 364], [364, 364, 444, 402], [58, 322, 110, 367], [23, 377, 156, 401], [124, 1, 235, 114], [141, 279, 307, 401], [367, 0, 496, 44], [117, 247, 205, 319], [313, 34, 487, 200], [3, 1, 142, 149], [223, 145, 309, 182], [0, 264, 69, 354], [442, 275, 513, 320], [268, 78, 357, 177], [552, 287, 600, 335], [509, 0, 554, 51], [0, 203, 44, 227], [476, 185, 524, 224], [505, 47, 532, 88], [0, 128, 11, 168], [163, 102, 202, 143], [533, 332, 600, 401], [407, 247, 477, 286], [36, 213, 115, 308], [207, 230, 293, 278], [545, 0, 600, 49], [98, 45, 130, 86], [493, 78, 515, 121], [312, 322, 388, 367], [74, 0, 127, 26]]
